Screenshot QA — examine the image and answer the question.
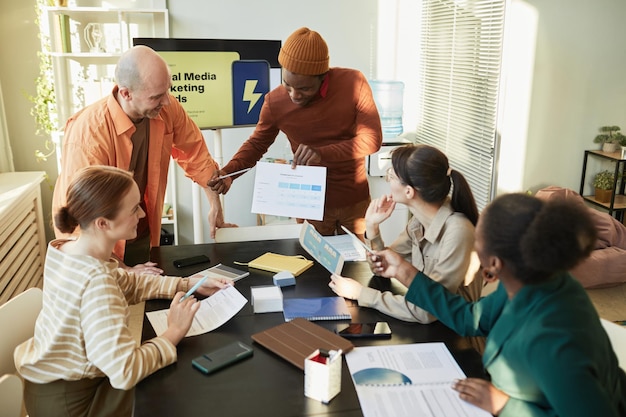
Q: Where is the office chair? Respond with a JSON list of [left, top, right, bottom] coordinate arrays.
[[0, 287, 43, 376], [0, 374, 23, 417], [215, 223, 302, 243], [601, 318, 626, 371], [0, 287, 42, 417]]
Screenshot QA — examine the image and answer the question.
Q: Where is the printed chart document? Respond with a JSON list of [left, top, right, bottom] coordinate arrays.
[[299, 221, 344, 274], [146, 285, 247, 337], [251, 161, 327, 220], [345, 343, 491, 417], [323, 234, 366, 261]]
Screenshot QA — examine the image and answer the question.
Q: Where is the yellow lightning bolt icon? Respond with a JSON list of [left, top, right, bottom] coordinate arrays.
[[243, 80, 262, 113]]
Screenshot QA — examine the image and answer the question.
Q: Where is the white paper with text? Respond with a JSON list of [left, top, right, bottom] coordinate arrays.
[[345, 342, 491, 417], [251, 162, 326, 220], [146, 285, 247, 337]]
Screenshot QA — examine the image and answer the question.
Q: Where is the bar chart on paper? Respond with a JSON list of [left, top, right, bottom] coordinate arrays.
[[251, 162, 327, 220]]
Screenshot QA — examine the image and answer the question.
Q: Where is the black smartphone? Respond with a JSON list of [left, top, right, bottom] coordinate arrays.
[[173, 255, 210, 268], [192, 341, 254, 375], [335, 322, 392, 339]]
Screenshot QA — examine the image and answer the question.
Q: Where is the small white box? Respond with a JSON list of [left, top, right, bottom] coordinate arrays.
[[304, 349, 342, 403], [250, 285, 283, 313]]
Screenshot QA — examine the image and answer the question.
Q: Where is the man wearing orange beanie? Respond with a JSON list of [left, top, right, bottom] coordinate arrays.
[[209, 27, 383, 237]]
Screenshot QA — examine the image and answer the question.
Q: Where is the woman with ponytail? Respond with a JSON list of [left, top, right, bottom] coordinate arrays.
[[15, 166, 230, 417], [330, 143, 481, 322], [371, 193, 626, 416]]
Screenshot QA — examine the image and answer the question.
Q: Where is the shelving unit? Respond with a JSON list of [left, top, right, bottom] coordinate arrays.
[[579, 149, 626, 221], [43, 5, 169, 123]]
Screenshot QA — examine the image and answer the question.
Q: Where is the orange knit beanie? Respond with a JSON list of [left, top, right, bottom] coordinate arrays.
[[278, 27, 329, 75]]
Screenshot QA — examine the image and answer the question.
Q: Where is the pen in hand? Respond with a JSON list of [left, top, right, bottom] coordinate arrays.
[[216, 168, 252, 180], [180, 276, 208, 302]]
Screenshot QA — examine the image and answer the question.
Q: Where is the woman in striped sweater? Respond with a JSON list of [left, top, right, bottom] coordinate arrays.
[[15, 166, 230, 417]]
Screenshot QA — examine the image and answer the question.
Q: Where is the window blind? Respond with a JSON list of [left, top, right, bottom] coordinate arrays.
[[416, 0, 506, 210]]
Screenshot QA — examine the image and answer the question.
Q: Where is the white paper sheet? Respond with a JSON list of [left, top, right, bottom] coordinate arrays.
[[345, 343, 491, 417], [251, 162, 327, 220], [323, 234, 367, 261], [146, 285, 247, 337]]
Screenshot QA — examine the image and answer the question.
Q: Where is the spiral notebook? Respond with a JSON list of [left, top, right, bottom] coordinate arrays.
[[345, 343, 491, 417], [282, 296, 351, 322]]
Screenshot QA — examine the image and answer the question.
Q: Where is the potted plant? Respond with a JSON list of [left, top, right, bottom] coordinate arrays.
[[593, 126, 626, 153], [593, 169, 615, 203]]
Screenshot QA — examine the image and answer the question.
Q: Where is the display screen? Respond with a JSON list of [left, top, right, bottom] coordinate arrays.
[[134, 38, 281, 129]]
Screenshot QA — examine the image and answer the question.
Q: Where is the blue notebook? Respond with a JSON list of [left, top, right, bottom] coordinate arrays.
[[282, 296, 351, 322]]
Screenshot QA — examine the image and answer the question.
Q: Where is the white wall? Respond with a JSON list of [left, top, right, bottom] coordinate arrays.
[[498, 0, 626, 195], [166, 0, 382, 243], [0, 1, 58, 241]]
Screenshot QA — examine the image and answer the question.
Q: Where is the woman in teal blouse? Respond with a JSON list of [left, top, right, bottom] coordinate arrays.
[[371, 193, 626, 416]]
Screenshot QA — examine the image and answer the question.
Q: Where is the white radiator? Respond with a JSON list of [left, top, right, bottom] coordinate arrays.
[[0, 172, 46, 305]]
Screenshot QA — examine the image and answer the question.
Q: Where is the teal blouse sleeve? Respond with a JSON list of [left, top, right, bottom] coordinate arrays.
[[405, 271, 506, 337]]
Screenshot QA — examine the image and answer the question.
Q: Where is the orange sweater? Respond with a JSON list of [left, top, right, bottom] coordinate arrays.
[[223, 68, 382, 209]]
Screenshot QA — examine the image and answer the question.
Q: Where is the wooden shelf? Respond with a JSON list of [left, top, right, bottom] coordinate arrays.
[[582, 194, 626, 210], [586, 149, 626, 161], [580, 149, 626, 221]]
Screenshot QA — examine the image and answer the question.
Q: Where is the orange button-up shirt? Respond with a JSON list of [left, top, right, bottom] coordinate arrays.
[[52, 87, 218, 258]]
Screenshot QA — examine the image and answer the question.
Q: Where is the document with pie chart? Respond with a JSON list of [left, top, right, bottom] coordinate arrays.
[[345, 343, 491, 417]]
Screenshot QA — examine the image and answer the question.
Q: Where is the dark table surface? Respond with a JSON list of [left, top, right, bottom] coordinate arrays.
[[135, 239, 486, 417]]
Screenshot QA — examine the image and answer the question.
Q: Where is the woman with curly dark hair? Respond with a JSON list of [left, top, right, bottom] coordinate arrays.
[[371, 193, 626, 416]]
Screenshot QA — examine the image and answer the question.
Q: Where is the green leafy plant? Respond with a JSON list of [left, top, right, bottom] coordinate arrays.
[[24, 0, 58, 162], [593, 170, 615, 190], [593, 126, 626, 146]]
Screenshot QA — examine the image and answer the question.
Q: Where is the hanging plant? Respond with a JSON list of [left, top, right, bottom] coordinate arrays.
[[24, 0, 59, 162]]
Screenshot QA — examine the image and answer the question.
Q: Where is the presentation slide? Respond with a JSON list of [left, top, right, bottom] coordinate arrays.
[[134, 38, 281, 129]]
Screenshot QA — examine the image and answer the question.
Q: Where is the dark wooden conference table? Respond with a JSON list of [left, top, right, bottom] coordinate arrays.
[[135, 238, 487, 417]]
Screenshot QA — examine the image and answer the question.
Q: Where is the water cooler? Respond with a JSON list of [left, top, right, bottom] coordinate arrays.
[[369, 79, 405, 142], [367, 80, 411, 243]]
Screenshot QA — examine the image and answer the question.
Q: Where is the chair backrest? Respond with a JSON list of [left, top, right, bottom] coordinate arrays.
[[460, 251, 484, 301], [601, 318, 626, 371], [215, 223, 302, 243], [0, 287, 43, 376], [0, 374, 23, 417]]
